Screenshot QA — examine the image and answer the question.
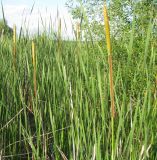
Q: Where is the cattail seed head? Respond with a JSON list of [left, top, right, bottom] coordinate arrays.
[[104, 5, 111, 56], [32, 41, 35, 67], [76, 22, 81, 40], [13, 25, 16, 44]]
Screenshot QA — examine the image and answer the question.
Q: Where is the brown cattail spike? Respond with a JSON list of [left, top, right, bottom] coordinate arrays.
[[76, 22, 81, 40], [32, 41, 37, 98], [104, 4, 115, 118], [58, 18, 61, 39]]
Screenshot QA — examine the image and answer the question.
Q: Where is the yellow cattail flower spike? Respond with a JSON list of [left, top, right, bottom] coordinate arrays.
[[104, 4, 115, 117], [104, 5, 111, 56], [13, 25, 16, 44], [76, 22, 81, 40], [32, 41, 35, 67], [32, 41, 37, 98], [58, 18, 62, 38]]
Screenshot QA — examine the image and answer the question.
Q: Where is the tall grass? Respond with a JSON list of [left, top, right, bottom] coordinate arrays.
[[0, 5, 157, 160], [104, 4, 115, 160]]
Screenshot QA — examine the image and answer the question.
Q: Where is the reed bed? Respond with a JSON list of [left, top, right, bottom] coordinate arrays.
[[0, 5, 157, 160]]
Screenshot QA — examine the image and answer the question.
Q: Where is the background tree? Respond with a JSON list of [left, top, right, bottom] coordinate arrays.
[[66, 0, 157, 40]]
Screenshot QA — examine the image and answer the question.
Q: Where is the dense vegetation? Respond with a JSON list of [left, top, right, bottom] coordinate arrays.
[[0, 0, 157, 160], [0, 20, 13, 37]]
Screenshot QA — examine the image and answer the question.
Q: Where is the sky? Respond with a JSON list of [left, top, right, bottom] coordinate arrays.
[[0, 0, 74, 38]]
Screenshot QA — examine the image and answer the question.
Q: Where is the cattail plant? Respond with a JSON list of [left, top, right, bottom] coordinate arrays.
[[13, 24, 16, 70], [58, 18, 62, 40], [56, 9, 62, 61], [32, 41, 37, 98], [57, 18, 62, 48], [104, 4, 115, 160], [76, 22, 81, 40]]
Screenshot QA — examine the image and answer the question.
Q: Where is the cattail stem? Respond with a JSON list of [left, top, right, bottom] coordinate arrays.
[[108, 55, 115, 117], [104, 4, 115, 160], [13, 25, 16, 70], [32, 41, 37, 98]]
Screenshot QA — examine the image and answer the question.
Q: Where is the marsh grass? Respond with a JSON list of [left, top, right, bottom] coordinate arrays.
[[0, 4, 157, 160]]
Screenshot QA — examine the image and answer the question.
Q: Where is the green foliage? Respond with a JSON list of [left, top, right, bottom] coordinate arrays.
[[66, 0, 157, 40], [0, 2, 13, 37], [0, 19, 13, 37], [0, 19, 157, 159]]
